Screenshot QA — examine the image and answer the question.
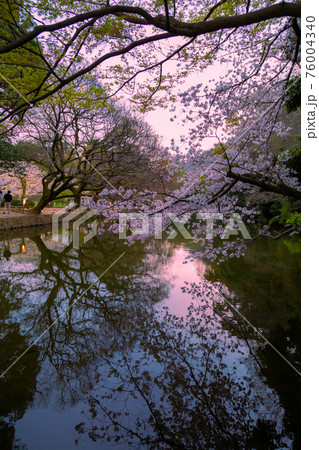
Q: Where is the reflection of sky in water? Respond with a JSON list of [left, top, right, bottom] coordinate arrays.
[[152, 247, 287, 441], [0, 234, 299, 449]]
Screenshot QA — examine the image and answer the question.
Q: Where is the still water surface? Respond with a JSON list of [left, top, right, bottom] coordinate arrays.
[[0, 226, 300, 449]]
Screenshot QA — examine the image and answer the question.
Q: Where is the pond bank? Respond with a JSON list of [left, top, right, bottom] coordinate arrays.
[[0, 208, 59, 231]]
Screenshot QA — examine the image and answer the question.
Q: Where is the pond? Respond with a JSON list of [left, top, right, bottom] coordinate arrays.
[[0, 226, 300, 449]]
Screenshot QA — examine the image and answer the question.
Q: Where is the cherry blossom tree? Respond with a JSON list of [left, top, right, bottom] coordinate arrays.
[[15, 77, 167, 213], [0, 162, 43, 202], [0, 1, 301, 259], [0, 0, 301, 123]]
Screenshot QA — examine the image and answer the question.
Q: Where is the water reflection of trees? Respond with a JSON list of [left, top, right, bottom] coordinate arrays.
[[76, 284, 290, 449], [0, 230, 300, 449], [204, 237, 301, 449], [75, 239, 300, 449], [0, 301, 40, 449], [0, 228, 173, 446]]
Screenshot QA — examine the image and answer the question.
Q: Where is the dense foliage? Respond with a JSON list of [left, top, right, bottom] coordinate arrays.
[[0, 0, 301, 260]]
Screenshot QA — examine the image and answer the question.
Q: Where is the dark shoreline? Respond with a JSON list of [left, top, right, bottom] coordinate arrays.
[[0, 212, 54, 232]]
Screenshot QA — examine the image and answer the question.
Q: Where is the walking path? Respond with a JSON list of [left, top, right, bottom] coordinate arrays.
[[0, 208, 60, 231]]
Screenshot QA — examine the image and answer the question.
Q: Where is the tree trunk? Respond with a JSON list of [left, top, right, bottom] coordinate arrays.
[[30, 192, 53, 214], [18, 177, 26, 204], [73, 193, 81, 207], [226, 170, 301, 200]]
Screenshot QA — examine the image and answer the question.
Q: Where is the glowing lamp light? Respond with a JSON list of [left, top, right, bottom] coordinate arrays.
[[22, 244, 26, 253], [22, 197, 27, 214]]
